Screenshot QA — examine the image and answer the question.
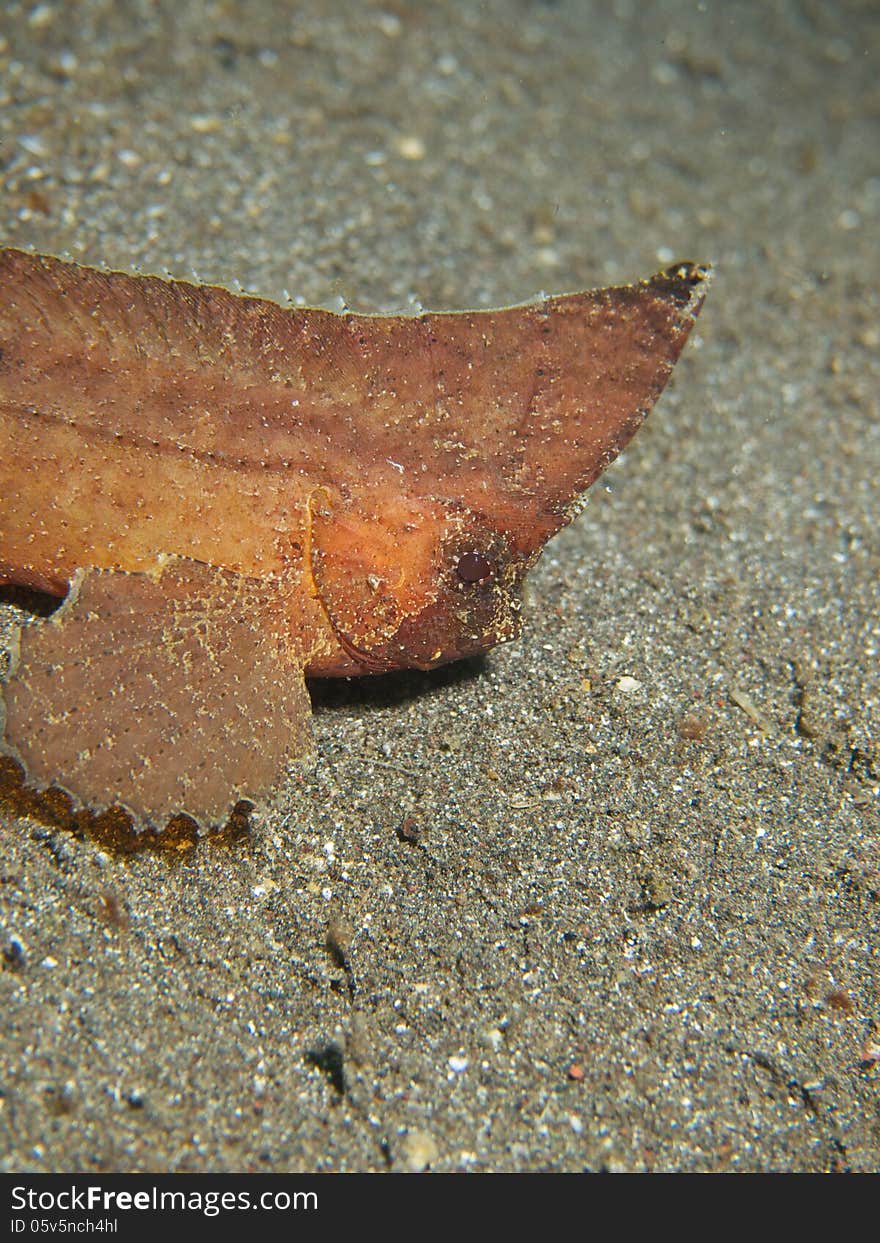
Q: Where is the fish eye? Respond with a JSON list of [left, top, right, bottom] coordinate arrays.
[[455, 550, 494, 584]]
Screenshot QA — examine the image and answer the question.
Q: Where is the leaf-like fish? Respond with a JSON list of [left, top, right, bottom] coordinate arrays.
[[0, 248, 710, 827]]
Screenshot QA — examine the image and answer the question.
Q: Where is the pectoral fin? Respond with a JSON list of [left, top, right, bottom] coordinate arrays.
[[1, 559, 311, 827]]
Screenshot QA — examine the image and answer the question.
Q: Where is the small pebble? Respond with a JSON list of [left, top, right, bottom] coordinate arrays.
[[395, 134, 426, 161], [29, 4, 55, 29], [18, 134, 48, 157], [377, 12, 402, 38], [2, 934, 26, 970], [399, 1128, 439, 1172]]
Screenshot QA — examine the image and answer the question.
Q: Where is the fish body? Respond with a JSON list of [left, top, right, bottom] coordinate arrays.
[[0, 249, 710, 826]]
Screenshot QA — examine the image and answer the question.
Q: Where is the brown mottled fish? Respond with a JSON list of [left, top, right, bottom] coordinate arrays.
[[0, 248, 710, 828]]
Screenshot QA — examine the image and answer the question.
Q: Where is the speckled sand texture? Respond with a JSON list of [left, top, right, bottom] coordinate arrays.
[[1, 0, 877, 1172]]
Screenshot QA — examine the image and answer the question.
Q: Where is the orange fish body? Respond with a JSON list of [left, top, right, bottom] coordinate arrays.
[[0, 248, 710, 826]]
